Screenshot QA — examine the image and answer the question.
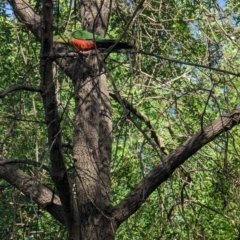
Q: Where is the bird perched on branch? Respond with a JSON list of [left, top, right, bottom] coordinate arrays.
[[55, 30, 133, 51]]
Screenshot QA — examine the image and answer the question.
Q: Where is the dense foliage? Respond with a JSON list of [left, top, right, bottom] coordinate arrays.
[[0, 0, 240, 239]]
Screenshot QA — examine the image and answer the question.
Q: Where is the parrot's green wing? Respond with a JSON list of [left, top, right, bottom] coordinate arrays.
[[54, 30, 133, 51], [71, 30, 105, 41]]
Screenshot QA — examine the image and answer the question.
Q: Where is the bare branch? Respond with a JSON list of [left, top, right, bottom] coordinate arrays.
[[137, 50, 240, 77], [0, 164, 65, 225], [0, 85, 41, 98], [113, 107, 240, 224], [110, 92, 169, 155], [7, 0, 42, 40], [104, 0, 145, 57], [0, 158, 50, 172], [40, 0, 77, 232]]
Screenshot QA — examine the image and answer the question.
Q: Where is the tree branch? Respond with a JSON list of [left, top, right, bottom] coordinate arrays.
[[0, 85, 42, 98], [7, 0, 42, 40], [110, 92, 169, 155], [137, 50, 240, 77], [113, 107, 240, 224], [0, 164, 65, 225], [0, 158, 50, 172], [40, 0, 76, 229], [7, 0, 82, 79]]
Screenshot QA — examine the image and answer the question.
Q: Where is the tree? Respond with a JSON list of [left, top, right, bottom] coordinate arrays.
[[1, 0, 240, 239]]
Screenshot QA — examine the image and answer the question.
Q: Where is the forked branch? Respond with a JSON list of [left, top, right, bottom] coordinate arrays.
[[113, 107, 240, 224]]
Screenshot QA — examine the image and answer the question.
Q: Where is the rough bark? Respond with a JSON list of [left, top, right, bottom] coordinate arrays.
[[3, 0, 240, 239], [0, 164, 65, 225], [72, 53, 114, 239], [79, 0, 113, 35], [72, 1, 114, 238]]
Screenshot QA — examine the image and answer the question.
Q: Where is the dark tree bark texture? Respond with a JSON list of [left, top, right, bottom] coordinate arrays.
[[2, 0, 240, 239]]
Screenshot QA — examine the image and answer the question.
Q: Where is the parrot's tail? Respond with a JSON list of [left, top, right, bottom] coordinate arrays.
[[96, 40, 133, 50]]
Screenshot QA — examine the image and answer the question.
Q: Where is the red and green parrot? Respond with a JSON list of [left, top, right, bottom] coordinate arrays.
[[55, 30, 133, 51]]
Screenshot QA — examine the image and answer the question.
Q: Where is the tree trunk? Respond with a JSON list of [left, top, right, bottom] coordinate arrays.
[[72, 53, 114, 239], [4, 0, 240, 239], [69, 1, 114, 238]]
